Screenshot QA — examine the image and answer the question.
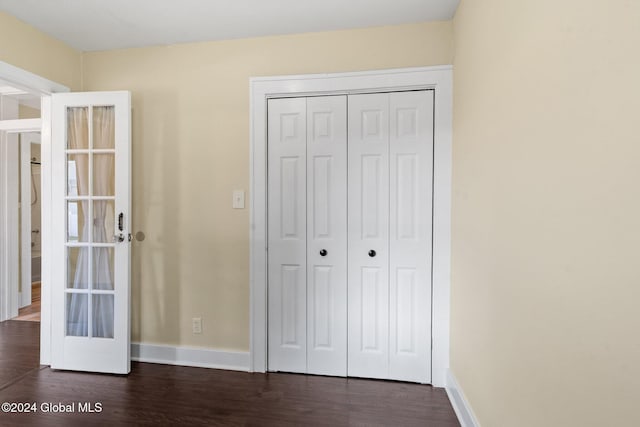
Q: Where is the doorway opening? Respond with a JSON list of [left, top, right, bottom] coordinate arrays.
[[0, 83, 43, 324], [0, 59, 70, 367], [14, 129, 43, 322]]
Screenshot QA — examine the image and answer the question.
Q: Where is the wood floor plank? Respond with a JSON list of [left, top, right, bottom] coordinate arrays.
[[0, 320, 460, 426], [0, 321, 41, 388]]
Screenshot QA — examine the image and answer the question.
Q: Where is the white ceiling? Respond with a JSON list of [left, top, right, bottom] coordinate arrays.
[[0, 0, 459, 52]]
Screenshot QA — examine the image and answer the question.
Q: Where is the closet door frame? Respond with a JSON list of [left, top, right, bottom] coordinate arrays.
[[249, 66, 452, 387]]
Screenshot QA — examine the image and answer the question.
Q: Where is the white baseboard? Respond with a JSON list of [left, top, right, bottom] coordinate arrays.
[[131, 342, 250, 372], [445, 369, 481, 427]]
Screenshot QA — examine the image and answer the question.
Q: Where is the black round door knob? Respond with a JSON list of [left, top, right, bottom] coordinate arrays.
[[320, 249, 328, 256], [368, 250, 376, 257]]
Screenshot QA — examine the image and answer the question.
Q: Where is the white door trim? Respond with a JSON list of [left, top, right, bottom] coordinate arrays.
[[0, 61, 69, 96], [0, 119, 42, 132], [0, 60, 70, 366], [249, 66, 452, 387]]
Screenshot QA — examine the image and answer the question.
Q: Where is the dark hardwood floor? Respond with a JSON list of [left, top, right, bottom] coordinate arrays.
[[0, 320, 460, 426], [0, 321, 40, 388]]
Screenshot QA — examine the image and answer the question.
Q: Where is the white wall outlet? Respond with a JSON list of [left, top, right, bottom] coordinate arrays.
[[192, 317, 202, 334], [232, 190, 245, 209]]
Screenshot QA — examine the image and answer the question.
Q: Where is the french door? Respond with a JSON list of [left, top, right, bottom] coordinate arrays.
[[267, 91, 433, 383], [51, 91, 131, 374]]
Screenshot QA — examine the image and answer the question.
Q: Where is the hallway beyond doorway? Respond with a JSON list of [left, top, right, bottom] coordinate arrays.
[[12, 282, 40, 322]]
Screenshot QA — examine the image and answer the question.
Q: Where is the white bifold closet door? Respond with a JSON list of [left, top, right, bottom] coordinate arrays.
[[348, 91, 433, 383], [306, 96, 348, 376], [268, 91, 433, 384], [267, 96, 348, 376]]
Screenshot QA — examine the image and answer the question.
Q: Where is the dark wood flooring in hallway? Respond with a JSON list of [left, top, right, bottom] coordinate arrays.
[[0, 320, 460, 426]]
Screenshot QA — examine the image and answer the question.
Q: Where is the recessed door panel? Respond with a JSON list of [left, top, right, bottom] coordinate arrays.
[[280, 157, 302, 239], [361, 267, 382, 352], [395, 268, 416, 354], [306, 96, 347, 376], [311, 266, 332, 348], [389, 90, 433, 383], [267, 97, 307, 373], [312, 156, 332, 239], [281, 265, 302, 347], [396, 154, 418, 240], [348, 93, 390, 380], [361, 155, 382, 239]]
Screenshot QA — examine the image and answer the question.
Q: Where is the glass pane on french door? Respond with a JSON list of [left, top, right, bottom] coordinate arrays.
[[65, 105, 116, 339]]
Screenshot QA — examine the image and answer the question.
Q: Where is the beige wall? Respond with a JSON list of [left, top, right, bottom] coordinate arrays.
[[452, 1, 640, 426], [4, 4, 639, 425], [0, 12, 81, 90], [82, 22, 453, 350], [19, 104, 40, 119]]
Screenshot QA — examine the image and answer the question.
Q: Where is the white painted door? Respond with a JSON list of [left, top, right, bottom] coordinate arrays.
[[348, 91, 433, 383], [306, 96, 347, 376], [388, 91, 433, 383], [51, 91, 131, 374], [268, 96, 348, 376], [267, 97, 307, 373], [347, 93, 391, 380], [268, 91, 433, 383]]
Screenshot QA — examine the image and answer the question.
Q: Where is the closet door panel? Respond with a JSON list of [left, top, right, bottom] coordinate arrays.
[[306, 96, 348, 376], [389, 90, 434, 383], [347, 93, 390, 379], [268, 98, 307, 373], [267, 91, 435, 383]]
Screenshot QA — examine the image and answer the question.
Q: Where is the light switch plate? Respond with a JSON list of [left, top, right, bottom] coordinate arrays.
[[233, 190, 245, 209]]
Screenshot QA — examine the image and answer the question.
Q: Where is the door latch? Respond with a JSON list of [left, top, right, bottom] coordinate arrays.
[[114, 212, 126, 242]]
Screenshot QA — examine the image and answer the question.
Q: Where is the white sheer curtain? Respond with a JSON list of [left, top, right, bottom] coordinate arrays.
[[67, 106, 115, 338], [92, 106, 115, 338], [67, 108, 89, 336]]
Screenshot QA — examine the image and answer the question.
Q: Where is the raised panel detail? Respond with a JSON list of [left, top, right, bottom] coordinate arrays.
[[312, 112, 332, 140], [361, 155, 380, 239], [281, 265, 300, 347], [280, 157, 299, 238], [313, 156, 332, 239], [396, 154, 417, 240], [280, 113, 300, 141], [396, 268, 416, 354], [396, 108, 418, 138], [362, 110, 382, 139], [313, 266, 332, 349], [361, 267, 380, 351]]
